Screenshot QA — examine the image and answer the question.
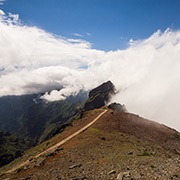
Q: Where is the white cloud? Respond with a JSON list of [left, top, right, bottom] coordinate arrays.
[[0, 0, 5, 5], [72, 33, 83, 37], [67, 38, 91, 46], [86, 32, 91, 36], [8, 13, 19, 22], [129, 39, 134, 46], [0, 9, 5, 15], [0, 11, 180, 132], [0, 10, 19, 24]]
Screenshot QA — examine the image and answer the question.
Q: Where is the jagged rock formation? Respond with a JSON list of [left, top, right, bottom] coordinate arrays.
[[108, 102, 127, 112], [84, 81, 115, 111]]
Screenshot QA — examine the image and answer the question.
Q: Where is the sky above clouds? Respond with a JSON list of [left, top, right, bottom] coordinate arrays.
[[1, 0, 180, 131]]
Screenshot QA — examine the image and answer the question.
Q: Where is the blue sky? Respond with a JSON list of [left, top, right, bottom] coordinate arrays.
[[1, 0, 180, 50]]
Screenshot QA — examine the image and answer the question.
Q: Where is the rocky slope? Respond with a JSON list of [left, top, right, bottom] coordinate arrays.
[[1, 109, 180, 180]]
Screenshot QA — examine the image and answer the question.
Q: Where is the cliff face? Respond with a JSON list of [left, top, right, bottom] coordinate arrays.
[[84, 81, 115, 111]]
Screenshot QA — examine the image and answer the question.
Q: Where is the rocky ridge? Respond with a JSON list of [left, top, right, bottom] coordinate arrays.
[[0, 81, 180, 179], [1, 109, 180, 179]]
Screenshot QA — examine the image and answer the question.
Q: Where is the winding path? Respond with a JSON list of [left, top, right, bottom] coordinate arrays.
[[4, 109, 107, 175]]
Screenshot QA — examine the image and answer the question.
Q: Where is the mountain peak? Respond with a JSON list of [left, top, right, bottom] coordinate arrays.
[[84, 81, 115, 111]]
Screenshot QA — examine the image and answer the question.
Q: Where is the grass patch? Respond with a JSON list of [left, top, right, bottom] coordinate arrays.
[[90, 128, 100, 132], [137, 152, 150, 156], [150, 165, 156, 169], [167, 154, 171, 158]]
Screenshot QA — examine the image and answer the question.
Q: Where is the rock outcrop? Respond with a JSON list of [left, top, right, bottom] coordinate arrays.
[[84, 81, 115, 111], [108, 102, 127, 112]]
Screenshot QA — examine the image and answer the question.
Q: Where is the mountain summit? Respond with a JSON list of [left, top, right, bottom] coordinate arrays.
[[84, 81, 115, 111]]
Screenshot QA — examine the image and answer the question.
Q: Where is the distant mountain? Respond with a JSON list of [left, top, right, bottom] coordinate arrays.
[[0, 94, 37, 133], [0, 92, 88, 144], [0, 130, 27, 167]]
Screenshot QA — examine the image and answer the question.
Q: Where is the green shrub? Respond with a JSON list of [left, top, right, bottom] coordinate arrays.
[[137, 152, 150, 156], [90, 128, 100, 132], [100, 137, 106, 140], [150, 165, 156, 169]]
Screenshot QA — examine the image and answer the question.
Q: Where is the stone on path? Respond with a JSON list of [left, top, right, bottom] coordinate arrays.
[[108, 170, 116, 175]]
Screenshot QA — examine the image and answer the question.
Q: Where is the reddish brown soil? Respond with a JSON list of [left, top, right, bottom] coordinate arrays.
[[1, 109, 180, 180], [94, 110, 180, 152]]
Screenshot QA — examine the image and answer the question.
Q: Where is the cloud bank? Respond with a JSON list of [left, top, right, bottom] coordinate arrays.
[[0, 10, 180, 131]]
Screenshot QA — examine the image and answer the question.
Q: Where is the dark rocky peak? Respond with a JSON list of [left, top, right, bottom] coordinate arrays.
[[89, 81, 115, 98], [108, 102, 127, 112], [84, 81, 115, 111]]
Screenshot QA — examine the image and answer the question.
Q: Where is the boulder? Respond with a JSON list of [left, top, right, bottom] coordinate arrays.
[[108, 103, 127, 112]]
